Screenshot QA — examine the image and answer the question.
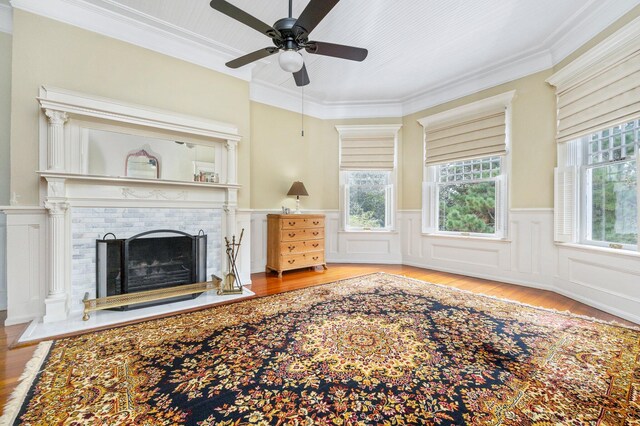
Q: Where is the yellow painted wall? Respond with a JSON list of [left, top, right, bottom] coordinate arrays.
[[0, 31, 11, 205], [10, 11, 252, 207], [250, 101, 402, 210], [402, 70, 557, 210]]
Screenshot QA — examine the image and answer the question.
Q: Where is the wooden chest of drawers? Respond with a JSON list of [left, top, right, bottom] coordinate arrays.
[[266, 214, 326, 277]]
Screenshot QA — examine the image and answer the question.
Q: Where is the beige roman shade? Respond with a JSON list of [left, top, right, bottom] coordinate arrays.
[[339, 136, 396, 170], [424, 106, 507, 166], [555, 50, 640, 143]]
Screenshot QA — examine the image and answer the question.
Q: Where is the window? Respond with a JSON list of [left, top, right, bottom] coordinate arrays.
[[547, 26, 640, 251], [345, 170, 392, 230], [420, 92, 514, 238], [336, 125, 401, 232], [437, 156, 502, 234], [579, 120, 639, 249]]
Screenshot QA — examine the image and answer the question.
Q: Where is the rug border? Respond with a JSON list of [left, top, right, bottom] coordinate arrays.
[[2, 271, 638, 422], [382, 272, 640, 331], [0, 341, 54, 424]]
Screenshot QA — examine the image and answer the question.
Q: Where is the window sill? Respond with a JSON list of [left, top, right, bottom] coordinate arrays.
[[421, 233, 511, 243], [339, 229, 398, 235], [555, 242, 640, 259]]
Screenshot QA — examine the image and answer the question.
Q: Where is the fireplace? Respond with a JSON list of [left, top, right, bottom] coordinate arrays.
[[96, 229, 208, 309]]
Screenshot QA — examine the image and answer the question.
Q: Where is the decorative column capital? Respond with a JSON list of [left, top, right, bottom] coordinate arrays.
[[44, 109, 69, 125], [226, 140, 238, 151], [44, 200, 69, 215]]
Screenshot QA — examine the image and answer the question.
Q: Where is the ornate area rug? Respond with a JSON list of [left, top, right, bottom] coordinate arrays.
[[3, 273, 640, 425]]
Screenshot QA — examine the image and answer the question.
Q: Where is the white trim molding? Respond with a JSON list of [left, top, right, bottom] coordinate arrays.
[[547, 15, 640, 91], [0, 2, 11, 34], [10, 0, 639, 120], [38, 86, 241, 141]]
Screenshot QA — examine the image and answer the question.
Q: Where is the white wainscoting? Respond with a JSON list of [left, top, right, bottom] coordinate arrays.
[[401, 209, 556, 291], [0, 214, 7, 310], [554, 245, 640, 324], [2, 208, 48, 325]]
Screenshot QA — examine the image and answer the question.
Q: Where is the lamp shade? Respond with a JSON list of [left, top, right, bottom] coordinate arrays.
[[279, 50, 304, 73], [287, 181, 308, 197]]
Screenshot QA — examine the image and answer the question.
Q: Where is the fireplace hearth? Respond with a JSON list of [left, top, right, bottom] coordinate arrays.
[[96, 229, 207, 309]]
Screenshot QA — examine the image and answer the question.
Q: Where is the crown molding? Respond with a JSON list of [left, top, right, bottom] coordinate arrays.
[[546, 0, 640, 64], [0, 2, 12, 34], [401, 50, 551, 117], [547, 15, 640, 90], [249, 80, 404, 120], [10, 0, 251, 81], [9, 0, 639, 120]]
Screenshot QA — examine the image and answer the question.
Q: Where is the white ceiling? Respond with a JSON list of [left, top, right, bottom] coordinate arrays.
[[9, 0, 640, 117]]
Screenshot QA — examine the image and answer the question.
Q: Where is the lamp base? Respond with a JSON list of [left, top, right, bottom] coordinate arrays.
[[294, 197, 302, 214]]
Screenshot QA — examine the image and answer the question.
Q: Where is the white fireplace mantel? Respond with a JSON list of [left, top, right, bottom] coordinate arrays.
[[1, 87, 249, 327]]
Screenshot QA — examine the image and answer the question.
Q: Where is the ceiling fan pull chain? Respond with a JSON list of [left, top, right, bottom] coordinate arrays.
[[301, 86, 305, 137]]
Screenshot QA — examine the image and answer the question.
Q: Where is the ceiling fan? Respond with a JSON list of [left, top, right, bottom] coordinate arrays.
[[209, 0, 368, 87]]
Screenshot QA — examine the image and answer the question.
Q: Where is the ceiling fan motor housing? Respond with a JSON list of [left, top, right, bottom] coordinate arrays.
[[273, 17, 308, 51]]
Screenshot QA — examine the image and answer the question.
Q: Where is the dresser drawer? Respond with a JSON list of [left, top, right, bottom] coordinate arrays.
[[281, 251, 324, 269], [281, 217, 325, 230], [280, 240, 323, 254], [281, 228, 324, 242]]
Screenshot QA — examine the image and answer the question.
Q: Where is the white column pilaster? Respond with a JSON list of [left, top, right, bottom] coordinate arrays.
[[44, 109, 68, 171], [43, 178, 69, 323]]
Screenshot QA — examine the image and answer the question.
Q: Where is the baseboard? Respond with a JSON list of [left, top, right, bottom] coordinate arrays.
[[552, 279, 640, 325], [401, 259, 556, 292], [5, 314, 38, 327]]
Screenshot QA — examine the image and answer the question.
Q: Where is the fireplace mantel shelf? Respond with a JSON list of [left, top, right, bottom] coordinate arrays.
[[38, 171, 242, 190]]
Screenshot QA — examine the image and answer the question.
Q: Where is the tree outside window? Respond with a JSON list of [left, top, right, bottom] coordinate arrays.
[[345, 171, 391, 230]]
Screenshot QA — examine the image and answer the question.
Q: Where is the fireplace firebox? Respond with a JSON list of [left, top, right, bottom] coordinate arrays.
[[96, 229, 207, 309]]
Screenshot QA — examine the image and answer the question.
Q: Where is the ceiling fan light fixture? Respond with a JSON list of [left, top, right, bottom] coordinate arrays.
[[279, 49, 304, 73]]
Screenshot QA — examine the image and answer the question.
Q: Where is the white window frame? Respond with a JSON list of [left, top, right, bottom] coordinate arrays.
[[547, 16, 640, 252], [342, 170, 395, 231], [423, 155, 508, 238], [336, 124, 401, 232], [564, 121, 640, 252], [419, 91, 514, 239]]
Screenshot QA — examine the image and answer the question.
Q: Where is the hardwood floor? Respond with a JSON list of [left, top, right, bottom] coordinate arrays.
[[0, 263, 635, 415]]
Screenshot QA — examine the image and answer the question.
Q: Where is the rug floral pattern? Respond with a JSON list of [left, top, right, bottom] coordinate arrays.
[[12, 273, 640, 424]]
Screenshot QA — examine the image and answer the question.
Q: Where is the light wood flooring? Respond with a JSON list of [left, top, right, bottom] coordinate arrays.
[[0, 263, 636, 415]]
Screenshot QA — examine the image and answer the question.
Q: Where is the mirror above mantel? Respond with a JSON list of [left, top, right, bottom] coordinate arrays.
[[84, 128, 220, 183]]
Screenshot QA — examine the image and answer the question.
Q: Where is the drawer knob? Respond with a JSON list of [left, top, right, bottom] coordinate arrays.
[[288, 259, 295, 264], [288, 233, 296, 238], [288, 221, 296, 226], [313, 221, 320, 225], [312, 256, 319, 261], [312, 243, 319, 248], [312, 231, 319, 236], [288, 245, 295, 252]]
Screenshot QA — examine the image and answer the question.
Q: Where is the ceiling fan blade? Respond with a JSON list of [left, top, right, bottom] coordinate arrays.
[[210, 0, 280, 39], [226, 47, 279, 69], [294, 0, 339, 36], [306, 41, 368, 61], [293, 63, 310, 87]]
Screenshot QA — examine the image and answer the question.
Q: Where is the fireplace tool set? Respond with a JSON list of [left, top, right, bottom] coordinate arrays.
[[218, 228, 244, 295]]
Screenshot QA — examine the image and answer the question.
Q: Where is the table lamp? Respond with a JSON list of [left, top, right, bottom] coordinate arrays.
[[287, 181, 308, 214]]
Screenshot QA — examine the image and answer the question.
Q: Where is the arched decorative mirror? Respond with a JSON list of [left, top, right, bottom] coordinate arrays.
[[125, 149, 159, 179]]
